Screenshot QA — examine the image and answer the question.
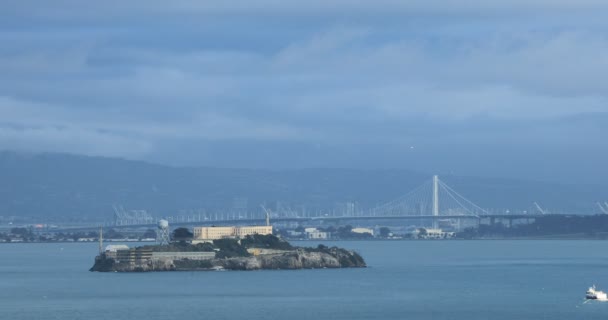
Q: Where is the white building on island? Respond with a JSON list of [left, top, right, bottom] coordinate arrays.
[[192, 225, 273, 242]]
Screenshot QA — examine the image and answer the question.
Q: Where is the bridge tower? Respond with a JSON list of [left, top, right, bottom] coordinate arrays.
[[432, 175, 439, 228]]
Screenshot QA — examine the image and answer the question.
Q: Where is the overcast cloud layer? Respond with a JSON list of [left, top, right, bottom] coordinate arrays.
[[1, 1, 607, 183]]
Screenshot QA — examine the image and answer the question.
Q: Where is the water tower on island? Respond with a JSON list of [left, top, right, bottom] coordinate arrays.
[[157, 219, 170, 245]]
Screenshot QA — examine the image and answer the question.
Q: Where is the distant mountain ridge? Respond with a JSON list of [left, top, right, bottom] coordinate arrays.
[[0, 151, 606, 221]]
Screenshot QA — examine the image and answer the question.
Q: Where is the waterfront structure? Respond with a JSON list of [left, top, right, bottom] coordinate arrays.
[[304, 228, 330, 239], [351, 227, 374, 236], [413, 228, 455, 239], [192, 225, 273, 241], [308, 230, 329, 239]]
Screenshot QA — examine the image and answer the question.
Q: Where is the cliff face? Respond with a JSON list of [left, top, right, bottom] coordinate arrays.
[[90, 247, 366, 272], [221, 249, 353, 270]]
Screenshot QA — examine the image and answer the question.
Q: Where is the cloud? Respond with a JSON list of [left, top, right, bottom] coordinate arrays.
[[5, 1, 608, 20], [0, 2, 607, 182], [0, 96, 152, 157], [0, 124, 153, 158]]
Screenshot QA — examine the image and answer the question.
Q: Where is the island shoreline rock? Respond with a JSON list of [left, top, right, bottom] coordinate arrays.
[[90, 246, 366, 272]]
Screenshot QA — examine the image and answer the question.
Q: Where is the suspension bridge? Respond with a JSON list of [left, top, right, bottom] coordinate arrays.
[[104, 175, 547, 230]]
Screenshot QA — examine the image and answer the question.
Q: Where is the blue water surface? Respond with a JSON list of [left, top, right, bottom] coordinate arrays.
[[1, 240, 607, 320]]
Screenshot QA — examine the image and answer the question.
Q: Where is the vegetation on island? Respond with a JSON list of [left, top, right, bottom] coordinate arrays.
[[241, 234, 294, 250], [139, 234, 293, 258], [171, 227, 193, 242], [140, 242, 215, 252], [213, 238, 251, 258], [173, 259, 214, 269]]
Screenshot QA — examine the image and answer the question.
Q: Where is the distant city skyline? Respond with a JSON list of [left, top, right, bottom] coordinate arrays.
[[1, 1, 607, 184]]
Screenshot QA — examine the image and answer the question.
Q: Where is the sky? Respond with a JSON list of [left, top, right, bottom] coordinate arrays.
[[0, 1, 607, 183]]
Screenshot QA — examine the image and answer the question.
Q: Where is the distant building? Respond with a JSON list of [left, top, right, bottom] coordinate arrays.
[[413, 228, 454, 239], [104, 244, 130, 259], [304, 228, 330, 240], [351, 227, 374, 236], [308, 230, 329, 239], [150, 251, 215, 260], [192, 225, 273, 241], [105, 244, 130, 251], [108, 246, 215, 265], [115, 248, 153, 265]]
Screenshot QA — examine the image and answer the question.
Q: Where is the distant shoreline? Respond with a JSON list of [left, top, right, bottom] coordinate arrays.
[[3, 236, 608, 244]]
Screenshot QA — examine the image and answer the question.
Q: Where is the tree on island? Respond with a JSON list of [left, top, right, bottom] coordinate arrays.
[[213, 238, 251, 258], [241, 234, 293, 250], [172, 227, 193, 242]]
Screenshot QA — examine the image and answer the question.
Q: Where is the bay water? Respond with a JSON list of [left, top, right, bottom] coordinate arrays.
[[1, 240, 607, 319]]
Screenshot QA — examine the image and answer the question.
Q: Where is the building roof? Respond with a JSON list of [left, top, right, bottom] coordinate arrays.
[[105, 244, 129, 252]]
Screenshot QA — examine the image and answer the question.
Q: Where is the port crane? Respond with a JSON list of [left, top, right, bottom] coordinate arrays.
[[597, 202, 608, 214], [533, 202, 548, 215]]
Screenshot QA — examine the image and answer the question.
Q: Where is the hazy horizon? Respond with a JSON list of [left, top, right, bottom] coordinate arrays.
[[2, 149, 606, 187]]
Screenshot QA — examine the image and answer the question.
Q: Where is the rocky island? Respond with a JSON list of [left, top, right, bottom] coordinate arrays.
[[90, 234, 366, 272]]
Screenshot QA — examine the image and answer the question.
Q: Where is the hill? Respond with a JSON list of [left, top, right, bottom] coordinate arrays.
[[0, 151, 606, 222]]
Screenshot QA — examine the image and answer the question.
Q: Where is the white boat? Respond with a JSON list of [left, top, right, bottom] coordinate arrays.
[[586, 285, 608, 301]]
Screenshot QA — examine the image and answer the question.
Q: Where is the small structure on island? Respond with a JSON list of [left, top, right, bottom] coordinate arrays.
[[192, 208, 273, 242], [103, 244, 130, 259], [192, 225, 273, 242], [157, 219, 170, 245]]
